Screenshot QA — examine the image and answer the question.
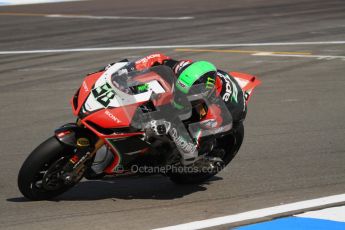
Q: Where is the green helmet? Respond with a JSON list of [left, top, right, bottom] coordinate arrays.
[[173, 61, 217, 110], [175, 61, 217, 94]]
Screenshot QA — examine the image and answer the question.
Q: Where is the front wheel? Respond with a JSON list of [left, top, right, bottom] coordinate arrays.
[[168, 123, 244, 184], [18, 137, 76, 200]]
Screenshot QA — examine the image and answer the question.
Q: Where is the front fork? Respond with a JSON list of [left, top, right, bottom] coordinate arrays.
[[55, 120, 104, 184]]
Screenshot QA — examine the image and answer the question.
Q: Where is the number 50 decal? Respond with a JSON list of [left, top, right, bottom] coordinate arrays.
[[92, 83, 116, 107]]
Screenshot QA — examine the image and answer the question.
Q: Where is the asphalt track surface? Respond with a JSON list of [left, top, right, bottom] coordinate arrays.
[[0, 0, 345, 229]]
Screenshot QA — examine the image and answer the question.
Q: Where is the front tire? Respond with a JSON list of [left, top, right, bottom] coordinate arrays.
[[18, 137, 75, 200], [168, 123, 244, 184]]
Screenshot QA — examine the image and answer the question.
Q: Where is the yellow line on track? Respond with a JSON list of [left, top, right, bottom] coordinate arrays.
[[175, 48, 312, 55]]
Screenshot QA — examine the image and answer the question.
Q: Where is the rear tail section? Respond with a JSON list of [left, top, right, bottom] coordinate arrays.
[[229, 72, 261, 104]]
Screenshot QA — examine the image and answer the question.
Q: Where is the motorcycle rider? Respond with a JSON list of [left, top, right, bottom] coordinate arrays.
[[111, 53, 246, 168]]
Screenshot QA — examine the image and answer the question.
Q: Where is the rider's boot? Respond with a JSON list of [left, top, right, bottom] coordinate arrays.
[[191, 148, 225, 172]]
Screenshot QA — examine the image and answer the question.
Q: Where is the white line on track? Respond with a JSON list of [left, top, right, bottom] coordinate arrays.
[[0, 41, 344, 55], [152, 193, 345, 230], [0, 12, 194, 21], [253, 52, 345, 60], [46, 14, 194, 20], [296, 206, 345, 222], [0, 0, 83, 6]]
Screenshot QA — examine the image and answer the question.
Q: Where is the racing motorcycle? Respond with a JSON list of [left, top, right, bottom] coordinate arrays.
[[18, 60, 260, 200]]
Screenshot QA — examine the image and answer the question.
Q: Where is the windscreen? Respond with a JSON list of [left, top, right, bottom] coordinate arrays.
[[110, 65, 176, 95], [111, 69, 149, 95]]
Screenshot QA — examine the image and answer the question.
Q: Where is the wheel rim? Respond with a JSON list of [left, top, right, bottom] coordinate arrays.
[[31, 157, 67, 191]]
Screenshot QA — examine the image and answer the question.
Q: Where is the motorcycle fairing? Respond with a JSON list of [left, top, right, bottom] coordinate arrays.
[[72, 63, 174, 129], [103, 136, 152, 173], [72, 61, 135, 116], [72, 71, 104, 116]]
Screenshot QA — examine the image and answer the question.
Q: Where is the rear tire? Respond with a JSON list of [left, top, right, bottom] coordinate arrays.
[[18, 137, 75, 200], [168, 123, 244, 184]]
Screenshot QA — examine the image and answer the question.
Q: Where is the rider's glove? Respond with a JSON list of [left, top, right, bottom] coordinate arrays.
[[145, 120, 171, 136]]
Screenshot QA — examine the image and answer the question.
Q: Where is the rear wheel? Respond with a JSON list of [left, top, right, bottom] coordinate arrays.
[[18, 137, 76, 200], [168, 123, 244, 184]]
